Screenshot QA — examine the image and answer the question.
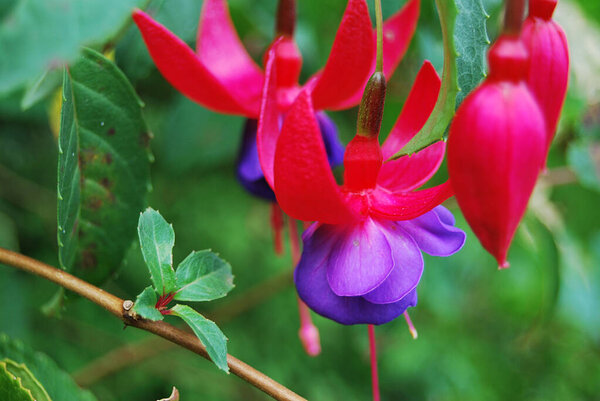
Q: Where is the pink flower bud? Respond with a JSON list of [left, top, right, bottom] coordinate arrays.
[[447, 35, 547, 268], [521, 0, 569, 158]]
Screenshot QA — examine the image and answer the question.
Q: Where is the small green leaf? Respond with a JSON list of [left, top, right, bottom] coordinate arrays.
[[158, 387, 179, 401], [133, 286, 164, 321], [138, 208, 177, 295], [174, 250, 235, 302], [0, 335, 97, 401], [0, 362, 34, 401], [2, 360, 52, 401], [57, 48, 151, 286], [394, 0, 489, 157], [171, 304, 229, 373]]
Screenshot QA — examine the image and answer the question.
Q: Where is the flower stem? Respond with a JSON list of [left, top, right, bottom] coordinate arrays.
[[0, 247, 306, 401], [368, 324, 381, 401], [503, 0, 526, 35], [374, 0, 384, 73], [276, 0, 296, 37]]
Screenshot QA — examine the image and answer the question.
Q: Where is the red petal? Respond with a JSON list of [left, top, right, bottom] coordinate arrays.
[[310, 0, 375, 111], [132, 10, 258, 117], [369, 182, 453, 221], [378, 61, 444, 191], [257, 43, 280, 189], [196, 0, 264, 107], [329, 0, 421, 110], [274, 90, 357, 224]]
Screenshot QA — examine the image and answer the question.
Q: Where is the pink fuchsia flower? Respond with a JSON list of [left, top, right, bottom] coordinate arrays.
[[447, 35, 546, 268], [259, 51, 465, 324], [132, 0, 421, 118], [521, 0, 569, 160]]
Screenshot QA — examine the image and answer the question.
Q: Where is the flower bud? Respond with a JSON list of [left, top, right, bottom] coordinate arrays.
[[521, 0, 569, 158], [447, 35, 547, 268]]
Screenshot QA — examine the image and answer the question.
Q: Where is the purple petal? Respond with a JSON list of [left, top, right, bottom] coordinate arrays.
[[295, 223, 417, 325], [398, 205, 466, 257], [362, 225, 423, 304], [236, 115, 344, 201], [327, 219, 394, 297]]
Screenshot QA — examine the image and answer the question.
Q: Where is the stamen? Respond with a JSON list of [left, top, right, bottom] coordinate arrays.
[[290, 217, 321, 356], [270, 203, 284, 255], [403, 311, 418, 339], [368, 324, 381, 401]]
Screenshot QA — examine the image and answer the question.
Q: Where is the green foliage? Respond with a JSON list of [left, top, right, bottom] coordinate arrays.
[[0, 0, 146, 96], [0, 335, 96, 401], [567, 140, 600, 192], [57, 48, 151, 285], [171, 305, 229, 373], [132, 286, 164, 321], [174, 250, 235, 302], [394, 0, 489, 157], [138, 208, 176, 295], [133, 208, 233, 372], [2, 360, 52, 401], [0, 361, 35, 401]]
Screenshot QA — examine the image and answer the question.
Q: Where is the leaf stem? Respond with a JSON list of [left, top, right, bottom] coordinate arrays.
[[0, 247, 306, 401], [374, 0, 383, 73]]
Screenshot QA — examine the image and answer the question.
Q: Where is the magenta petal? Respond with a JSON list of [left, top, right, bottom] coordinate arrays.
[[197, 0, 264, 110], [398, 206, 466, 257], [326, 219, 394, 297], [362, 224, 423, 304]]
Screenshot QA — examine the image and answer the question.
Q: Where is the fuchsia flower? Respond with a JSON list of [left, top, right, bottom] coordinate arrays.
[[133, 0, 421, 203], [258, 43, 465, 324], [447, 35, 546, 268], [521, 0, 569, 158]]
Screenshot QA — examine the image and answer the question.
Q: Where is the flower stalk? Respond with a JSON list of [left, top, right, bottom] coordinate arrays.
[[503, 0, 526, 34]]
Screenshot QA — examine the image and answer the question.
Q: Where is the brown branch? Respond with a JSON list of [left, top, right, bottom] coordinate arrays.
[[73, 269, 294, 387], [0, 247, 307, 401]]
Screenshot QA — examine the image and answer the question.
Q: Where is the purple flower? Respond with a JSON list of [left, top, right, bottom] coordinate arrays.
[[236, 113, 344, 201], [295, 206, 465, 325]]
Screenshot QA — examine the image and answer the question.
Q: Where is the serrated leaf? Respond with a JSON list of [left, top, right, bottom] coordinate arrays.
[[0, 335, 97, 401], [171, 304, 229, 373], [455, 0, 489, 105], [158, 387, 179, 401], [0, 362, 34, 401], [394, 0, 489, 157], [57, 48, 151, 286], [2, 360, 52, 401], [133, 286, 164, 321], [138, 208, 177, 294], [0, 0, 146, 95], [174, 250, 235, 302]]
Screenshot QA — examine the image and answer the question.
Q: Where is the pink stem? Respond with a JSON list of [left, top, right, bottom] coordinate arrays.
[[289, 217, 321, 356], [270, 203, 284, 255], [368, 324, 381, 401]]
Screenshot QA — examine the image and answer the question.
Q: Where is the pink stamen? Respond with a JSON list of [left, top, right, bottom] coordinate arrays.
[[270, 203, 284, 255], [368, 324, 381, 401], [403, 311, 418, 339], [290, 217, 321, 356]]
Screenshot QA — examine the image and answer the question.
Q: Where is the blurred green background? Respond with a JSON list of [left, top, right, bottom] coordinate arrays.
[[1, 0, 600, 400]]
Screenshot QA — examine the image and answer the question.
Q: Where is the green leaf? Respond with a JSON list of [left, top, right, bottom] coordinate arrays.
[[171, 304, 229, 373], [394, 0, 489, 157], [20, 68, 62, 111], [0, 335, 97, 401], [57, 48, 151, 286], [0, 362, 34, 401], [455, 0, 489, 105], [138, 208, 177, 294], [0, 0, 146, 95], [174, 250, 235, 302], [133, 286, 164, 321], [1, 360, 52, 401]]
